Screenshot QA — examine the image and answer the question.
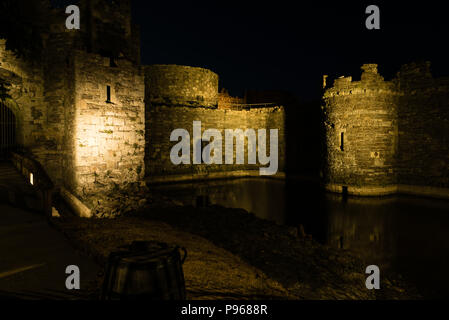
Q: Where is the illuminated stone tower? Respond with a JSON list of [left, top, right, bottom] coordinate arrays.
[[323, 62, 449, 198], [322, 64, 399, 196]]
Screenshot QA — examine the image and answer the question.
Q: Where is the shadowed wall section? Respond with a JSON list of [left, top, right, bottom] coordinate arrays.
[[396, 62, 449, 190], [0, 40, 49, 176]]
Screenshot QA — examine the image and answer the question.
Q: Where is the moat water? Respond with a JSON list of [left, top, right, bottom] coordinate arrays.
[[153, 178, 449, 298]]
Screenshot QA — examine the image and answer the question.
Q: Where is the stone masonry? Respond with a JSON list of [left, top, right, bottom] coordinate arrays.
[[145, 64, 285, 181], [0, 0, 286, 216], [323, 62, 449, 198]]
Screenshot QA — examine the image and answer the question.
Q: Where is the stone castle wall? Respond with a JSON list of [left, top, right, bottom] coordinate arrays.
[[145, 65, 219, 108], [0, 40, 51, 177], [144, 64, 285, 182], [5, 1, 286, 217], [323, 62, 449, 197], [146, 104, 285, 181], [70, 49, 145, 198], [323, 64, 399, 192], [1, 0, 286, 216], [1, 0, 145, 203], [218, 90, 246, 109], [396, 62, 449, 189], [42, 29, 78, 188], [80, 0, 140, 63], [1, 30, 146, 201]]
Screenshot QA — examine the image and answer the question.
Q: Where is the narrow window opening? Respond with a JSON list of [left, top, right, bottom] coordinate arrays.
[[106, 86, 111, 103], [109, 56, 117, 67], [30, 173, 34, 185], [340, 132, 344, 151]]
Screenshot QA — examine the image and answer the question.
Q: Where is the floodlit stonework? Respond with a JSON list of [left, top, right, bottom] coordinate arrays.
[[4, 0, 446, 218], [0, 0, 286, 214], [323, 63, 449, 198]]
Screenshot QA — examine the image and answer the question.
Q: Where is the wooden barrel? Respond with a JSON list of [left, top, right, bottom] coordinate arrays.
[[101, 241, 187, 300]]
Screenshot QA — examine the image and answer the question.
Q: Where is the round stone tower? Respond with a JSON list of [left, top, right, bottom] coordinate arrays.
[[145, 64, 218, 108], [322, 64, 399, 196]]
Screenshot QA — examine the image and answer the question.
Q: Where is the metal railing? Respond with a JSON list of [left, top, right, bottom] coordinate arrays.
[[221, 102, 280, 110]]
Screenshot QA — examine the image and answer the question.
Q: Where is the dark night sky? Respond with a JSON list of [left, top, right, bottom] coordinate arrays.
[[53, 1, 449, 101]]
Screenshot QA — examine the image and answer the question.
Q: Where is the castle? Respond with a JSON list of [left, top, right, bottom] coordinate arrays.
[[323, 63, 449, 198], [2, 1, 448, 218], [0, 0, 285, 214]]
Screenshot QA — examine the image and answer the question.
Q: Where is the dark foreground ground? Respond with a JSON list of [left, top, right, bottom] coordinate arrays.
[[51, 196, 421, 300], [0, 204, 99, 299]]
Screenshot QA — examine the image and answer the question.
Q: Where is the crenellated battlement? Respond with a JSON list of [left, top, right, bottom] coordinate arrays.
[[325, 62, 449, 98], [323, 64, 398, 98], [322, 62, 449, 198]]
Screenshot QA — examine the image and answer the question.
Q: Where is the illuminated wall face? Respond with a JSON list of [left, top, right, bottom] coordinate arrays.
[[144, 65, 219, 108], [146, 105, 286, 178], [323, 62, 449, 194], [323, 66, 399, 190], [144, 64, 285, 179], [325, 92, 398, 186], [71, 51, 145, 197]]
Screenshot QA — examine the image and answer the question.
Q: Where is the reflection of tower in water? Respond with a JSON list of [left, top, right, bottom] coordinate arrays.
[[326, 194, 395, 270]]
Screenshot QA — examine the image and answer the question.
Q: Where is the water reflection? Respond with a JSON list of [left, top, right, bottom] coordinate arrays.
[[324, 194, 449, 298], [152, 178, 449, 298], [325, 195, 397, 269], [152, 178, 286, 224]]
